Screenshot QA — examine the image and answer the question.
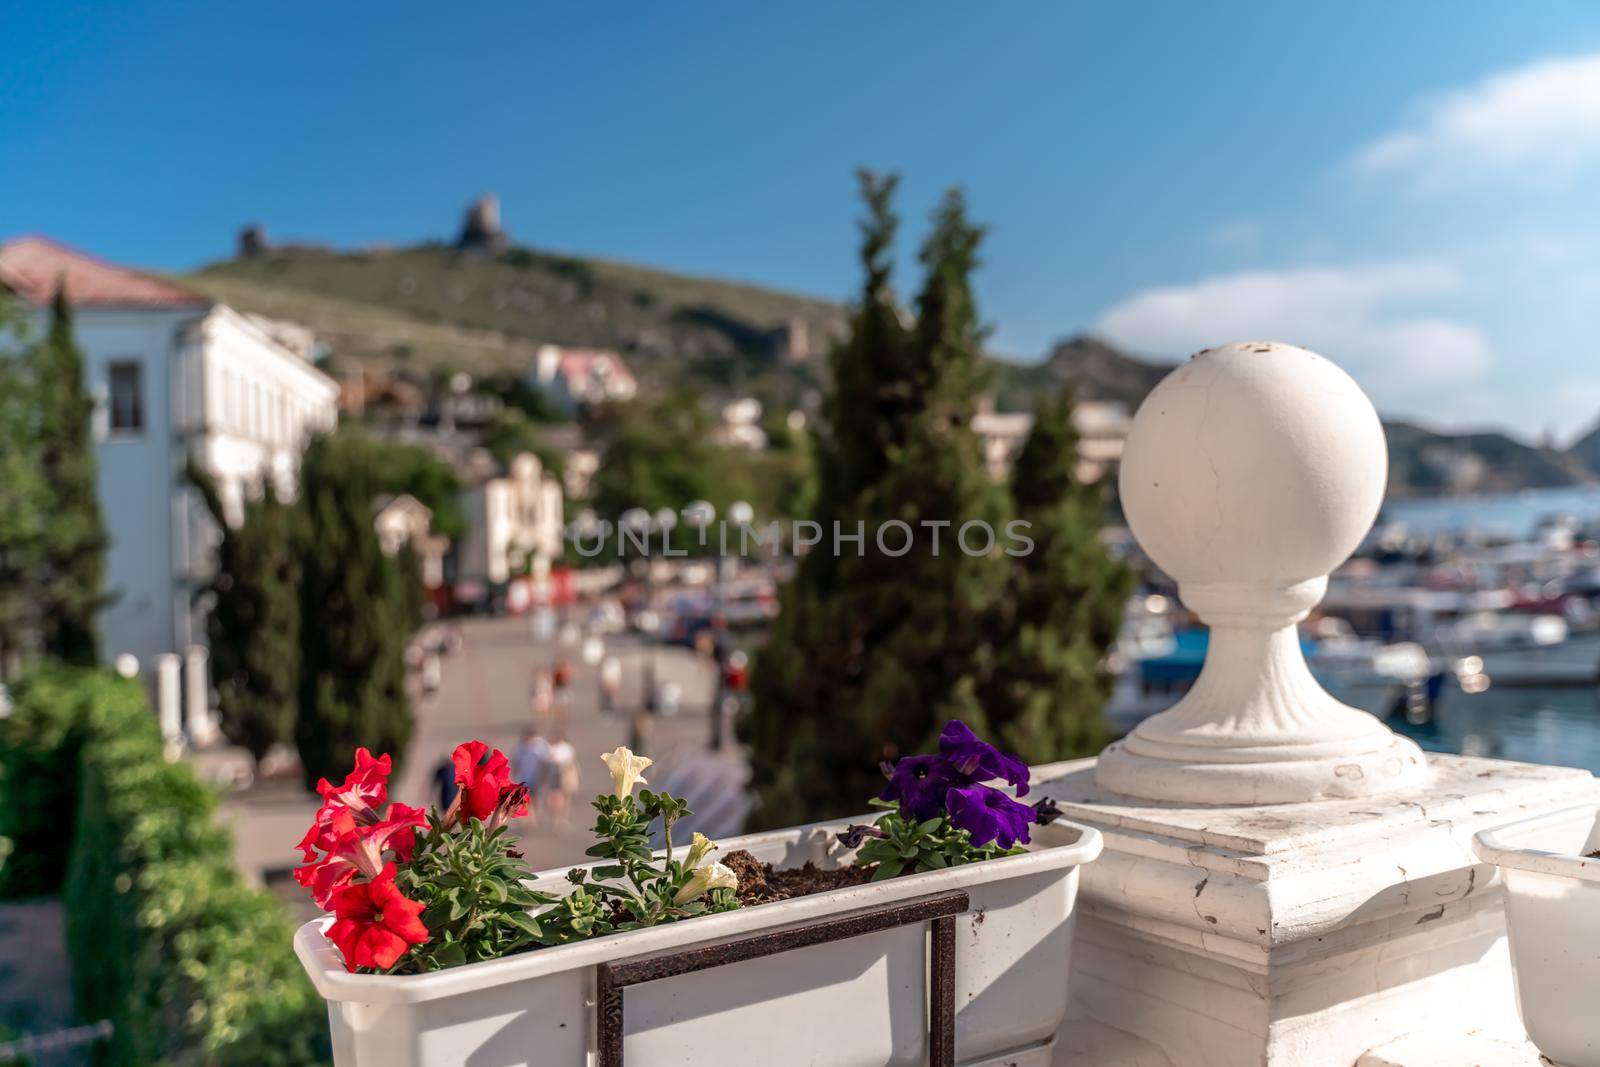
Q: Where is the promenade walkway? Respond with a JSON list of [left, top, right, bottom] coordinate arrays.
[[220, 614, 752, 912]]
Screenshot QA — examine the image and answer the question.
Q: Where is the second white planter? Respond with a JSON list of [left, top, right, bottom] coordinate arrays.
[[296, 814, 1101, 1067], [1473, 804, 1600, 1067]]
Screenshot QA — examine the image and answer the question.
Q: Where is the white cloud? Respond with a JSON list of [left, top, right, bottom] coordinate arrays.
[[1093, 262, 1490, 395], [1351, 53, 1600, 186]]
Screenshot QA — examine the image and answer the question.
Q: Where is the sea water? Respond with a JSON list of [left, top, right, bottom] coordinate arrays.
[[1378, 487, 1600, 774]]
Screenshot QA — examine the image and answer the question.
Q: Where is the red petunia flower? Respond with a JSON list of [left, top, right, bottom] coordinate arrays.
[[452, 740, 515, 824], [297, 748, 393, 861], [325, 864, 429, 972], [295, 801, 427, 908], [485, 782, 531, 832]]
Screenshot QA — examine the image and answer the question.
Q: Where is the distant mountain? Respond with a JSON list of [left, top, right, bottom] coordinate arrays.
[[995, 335, 1597, 498], [991, 335, 1170, 411], [1564, 421, 1600, 474], [187, 244, 847, 404], [1384, 421, 1594, 499]]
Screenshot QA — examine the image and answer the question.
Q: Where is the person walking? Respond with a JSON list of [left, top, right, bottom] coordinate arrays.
[[598, 654, 622, 717], [551, 658, 574, 731], [432, 756, 459, 812], [511, 728, 552, 824], [529, 668, 554, 721], [543, 732, 579, 827]]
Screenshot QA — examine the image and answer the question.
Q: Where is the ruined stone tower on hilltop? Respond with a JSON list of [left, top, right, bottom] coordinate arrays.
[[457, 194, 509, 255]]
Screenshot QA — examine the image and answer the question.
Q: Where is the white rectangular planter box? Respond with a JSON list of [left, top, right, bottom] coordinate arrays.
[[295, 814, 1101, 1067], [1473, 804, 1600, 1067]]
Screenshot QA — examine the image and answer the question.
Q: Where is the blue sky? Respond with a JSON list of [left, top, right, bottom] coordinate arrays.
[[5, 2, 1600, 439]]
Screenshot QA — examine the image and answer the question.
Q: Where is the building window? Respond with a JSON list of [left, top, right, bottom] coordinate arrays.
[[108, 361, 143, 433]]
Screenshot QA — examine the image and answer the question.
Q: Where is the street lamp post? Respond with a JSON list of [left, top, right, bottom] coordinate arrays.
[[619, 508, 654, 753], [648, 506, 677, 718], [707, 500, 753, 751]]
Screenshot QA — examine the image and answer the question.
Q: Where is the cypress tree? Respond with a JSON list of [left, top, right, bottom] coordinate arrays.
[[0, 297, 47, 677], [980, 386, 1133, 761], [293, 431, 414, 790], [34, 288, 108, 664], [189, 460, 303, 768], [743, 177, 1008, 826]]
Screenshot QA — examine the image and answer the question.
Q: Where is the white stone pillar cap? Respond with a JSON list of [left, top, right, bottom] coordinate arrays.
[[1095, 341, 1426, 803]]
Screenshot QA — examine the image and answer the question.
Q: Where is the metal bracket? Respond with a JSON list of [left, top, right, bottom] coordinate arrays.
[[595, 889, 970, 1067]]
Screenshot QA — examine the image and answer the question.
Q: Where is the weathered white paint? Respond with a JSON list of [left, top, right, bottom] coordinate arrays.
[[1096, 341, 1425, 803], [296, 815, 1101, 1067], [1473, 804, 1600, 1067], [1038, 755, 1600, 1067]]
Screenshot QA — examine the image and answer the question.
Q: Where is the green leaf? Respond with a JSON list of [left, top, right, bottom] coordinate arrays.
[[505, 912, 544, 938], [871, 859, 904, 881]]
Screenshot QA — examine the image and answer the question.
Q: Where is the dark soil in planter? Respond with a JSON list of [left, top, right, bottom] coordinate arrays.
[[722, 849, 876, 906]]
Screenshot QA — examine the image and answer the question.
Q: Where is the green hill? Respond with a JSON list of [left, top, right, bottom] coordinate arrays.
[[188, 247, 1597, 499], [187, 244, 848, 401]]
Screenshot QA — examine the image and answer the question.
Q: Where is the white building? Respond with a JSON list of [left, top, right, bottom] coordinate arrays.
[[972, 397, 1132, 483], [0, 236, 339, 672], [713, 396, 768, 451], [373, 493, 448, 590], [528, 343, 637, 411], [455, 451, 565, 589]]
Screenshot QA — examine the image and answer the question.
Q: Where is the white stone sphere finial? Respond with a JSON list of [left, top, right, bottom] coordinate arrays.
[[1096, 342, 1426, 804]]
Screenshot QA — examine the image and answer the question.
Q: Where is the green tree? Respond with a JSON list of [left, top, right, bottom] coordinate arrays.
[[395, 541, 427, 633], [742, 175, 1009, 827], [590, 393, 726, 520], [188, 460, 304, 768], [980, 387, 1133, 762], [33, 289, 109, 664], [480, 408, 566, 480], [586, 393, 815, 554], [316, 425, 466, 540], [0, 297, 47, 677], [293, 432, 414, 790]]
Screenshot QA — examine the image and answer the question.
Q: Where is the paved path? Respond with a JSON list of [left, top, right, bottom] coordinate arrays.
[[221, 614, 752, 896], [0, 898, 88, 1065]]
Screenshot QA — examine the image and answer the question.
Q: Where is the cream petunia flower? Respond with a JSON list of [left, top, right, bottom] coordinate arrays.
[[600, 746, 652, 798], [673, 861, 738, 905], [684, 831, 717, 870]]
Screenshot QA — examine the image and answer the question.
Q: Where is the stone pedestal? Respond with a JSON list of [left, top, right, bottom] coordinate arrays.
[[1037, 755, 1599, 1067]]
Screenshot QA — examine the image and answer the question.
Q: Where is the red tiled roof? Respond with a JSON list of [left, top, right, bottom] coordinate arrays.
[[0, 235, 210, 309], [554, 346, 635, 389]]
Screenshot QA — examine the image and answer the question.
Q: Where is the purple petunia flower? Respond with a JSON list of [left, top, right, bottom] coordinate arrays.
[[879, 754, 968, 822], [946, 784, 1035, 848], [938, 720, 1031, 797], [835, 823, 888, 849], [1030, 796, 1062, 826]]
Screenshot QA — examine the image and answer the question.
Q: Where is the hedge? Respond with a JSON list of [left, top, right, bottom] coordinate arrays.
[[0, 666, 87, 896], [0, 664, 329, 1066]]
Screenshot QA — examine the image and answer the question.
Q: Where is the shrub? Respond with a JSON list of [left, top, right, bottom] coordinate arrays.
[[0, 664, 90, 896], [0, 664, 328, 1066]]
